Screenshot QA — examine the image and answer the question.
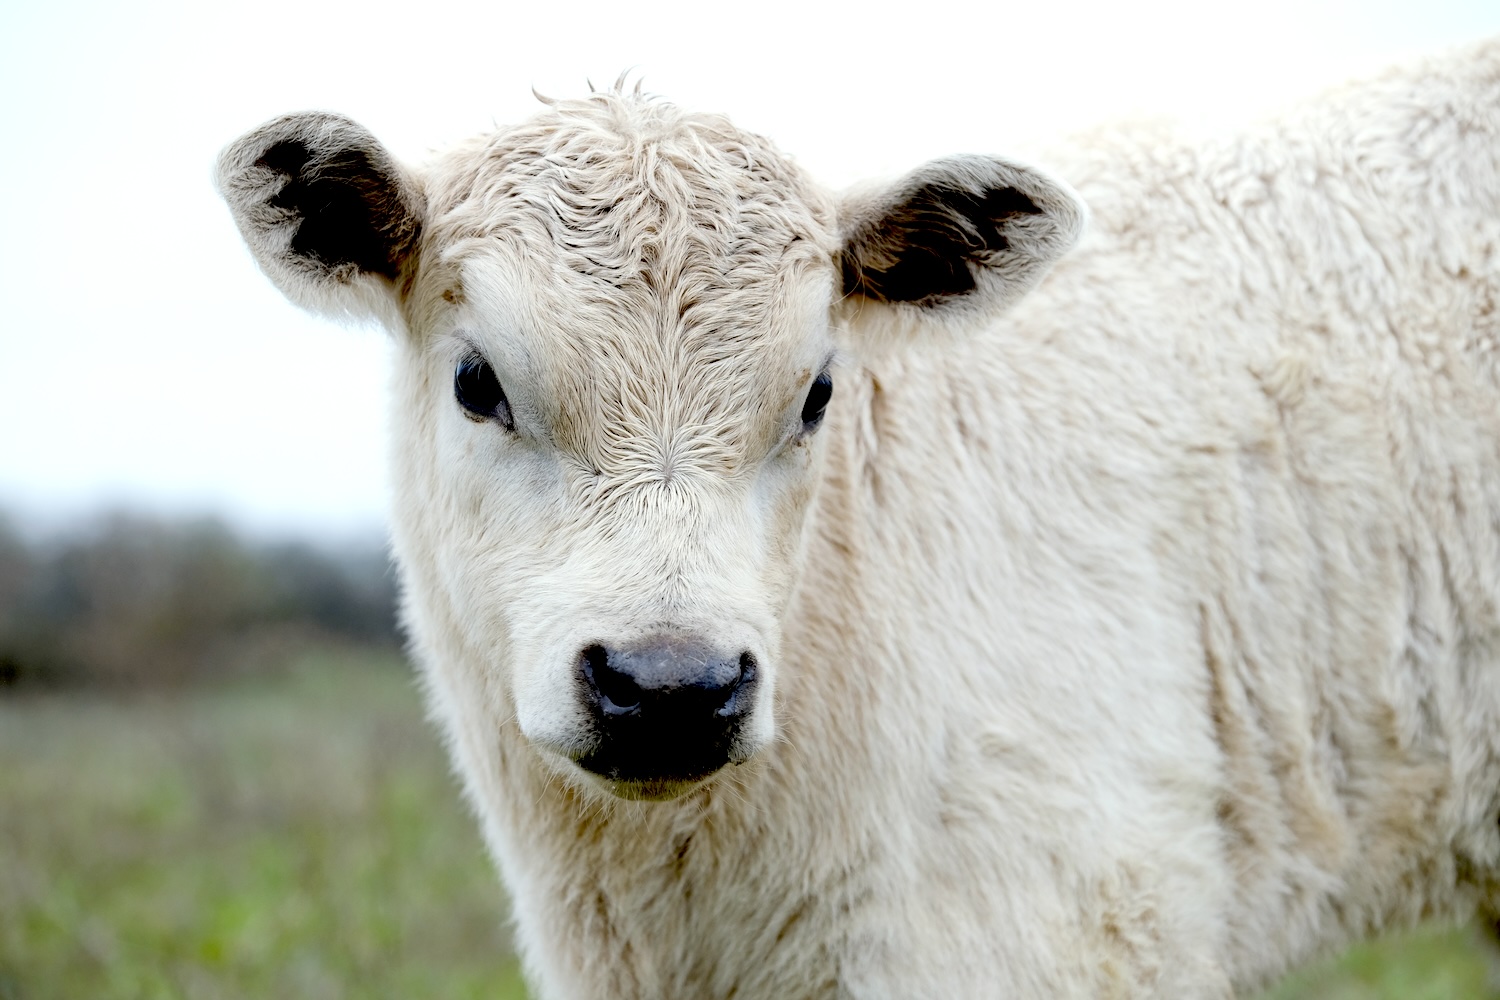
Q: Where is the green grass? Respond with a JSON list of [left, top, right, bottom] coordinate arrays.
[[0, 651, 527, 1000], [1, 651, 1494, 999], [1262, 923, 1498, 999]]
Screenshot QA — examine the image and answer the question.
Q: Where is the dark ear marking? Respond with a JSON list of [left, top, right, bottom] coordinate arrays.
[[217, 112, 425, 316], [839, 155, 1085, 311], [841, 183, 1042, 303], [255, 138, 415, 279]]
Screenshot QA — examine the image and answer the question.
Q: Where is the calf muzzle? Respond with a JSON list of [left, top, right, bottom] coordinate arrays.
[[576, 637, 758, 785]]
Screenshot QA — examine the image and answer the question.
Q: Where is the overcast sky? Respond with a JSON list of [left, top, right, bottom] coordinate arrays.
[[2, 0, 1497, 537]]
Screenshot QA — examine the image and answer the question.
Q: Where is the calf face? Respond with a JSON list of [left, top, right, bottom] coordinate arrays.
[[218, 95, 1084, 800]]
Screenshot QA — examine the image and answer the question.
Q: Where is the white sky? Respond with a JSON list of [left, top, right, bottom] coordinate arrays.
[[2, 0, 1497, 536]]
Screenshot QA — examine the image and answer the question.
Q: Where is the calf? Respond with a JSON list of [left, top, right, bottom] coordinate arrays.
[[219, 41, 1500, 998]]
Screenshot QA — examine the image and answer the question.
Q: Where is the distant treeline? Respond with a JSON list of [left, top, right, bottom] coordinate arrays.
[[0, 511, 400, 688]]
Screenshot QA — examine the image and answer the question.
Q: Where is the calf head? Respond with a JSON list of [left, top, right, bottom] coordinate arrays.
[[218, 95, 1084, 800]]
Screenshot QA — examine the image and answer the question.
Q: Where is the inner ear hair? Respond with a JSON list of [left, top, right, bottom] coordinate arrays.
[[839, 155, 1085, 310]]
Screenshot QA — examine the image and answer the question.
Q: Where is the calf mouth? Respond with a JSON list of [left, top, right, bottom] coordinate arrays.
[[574, 714, 747, 799]]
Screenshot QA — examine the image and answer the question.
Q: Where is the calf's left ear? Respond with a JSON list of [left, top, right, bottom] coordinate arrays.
[[839, 155, 1085, 314], [216, 111, 425, 323]]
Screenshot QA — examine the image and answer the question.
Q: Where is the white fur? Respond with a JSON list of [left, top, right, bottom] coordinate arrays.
[[219, 42, 1500, 998]]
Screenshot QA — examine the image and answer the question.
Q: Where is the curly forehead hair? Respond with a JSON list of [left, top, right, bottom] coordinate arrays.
[[423, 89, 838, 299]]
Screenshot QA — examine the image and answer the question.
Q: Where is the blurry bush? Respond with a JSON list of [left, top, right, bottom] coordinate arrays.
[[0, 510, 399, 688]]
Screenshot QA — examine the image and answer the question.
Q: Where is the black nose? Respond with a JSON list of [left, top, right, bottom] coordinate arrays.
[[576, 638, 757, 784]]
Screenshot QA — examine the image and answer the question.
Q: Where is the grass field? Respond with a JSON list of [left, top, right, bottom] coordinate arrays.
[[2, 651, 1495, 999], [0, 652, 526, 1000]]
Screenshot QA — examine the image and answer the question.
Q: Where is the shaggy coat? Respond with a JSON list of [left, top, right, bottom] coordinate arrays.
[[219, 40, 1500, 998]]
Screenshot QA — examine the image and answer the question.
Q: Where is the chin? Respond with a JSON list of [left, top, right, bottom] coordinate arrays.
[[596, 776, 708, 802]]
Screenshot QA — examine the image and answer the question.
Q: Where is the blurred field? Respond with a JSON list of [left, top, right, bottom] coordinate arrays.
[[0, 651, 525, 1000], [2, 648, 1496, 1000], [1265, 922, 1498, 999]]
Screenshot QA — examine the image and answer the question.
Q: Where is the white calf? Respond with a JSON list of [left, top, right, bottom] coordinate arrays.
[[219, 41, 1500, 998]]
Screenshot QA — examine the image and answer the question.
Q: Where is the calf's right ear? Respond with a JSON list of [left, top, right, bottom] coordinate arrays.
[[216, 112, 425, 323]]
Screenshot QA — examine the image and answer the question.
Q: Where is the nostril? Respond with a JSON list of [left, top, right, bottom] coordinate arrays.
[[715, 651, 758, 717], [581, 644, 642, 715], [580, 644, 608, 680]]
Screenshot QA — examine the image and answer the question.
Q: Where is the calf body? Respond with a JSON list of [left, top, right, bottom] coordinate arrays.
[[220, 42, 1500, 998]]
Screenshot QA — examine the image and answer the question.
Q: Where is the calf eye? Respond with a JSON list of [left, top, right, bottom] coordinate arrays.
[[800, 371, 833, 431], [455, 355, 514, 430]]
